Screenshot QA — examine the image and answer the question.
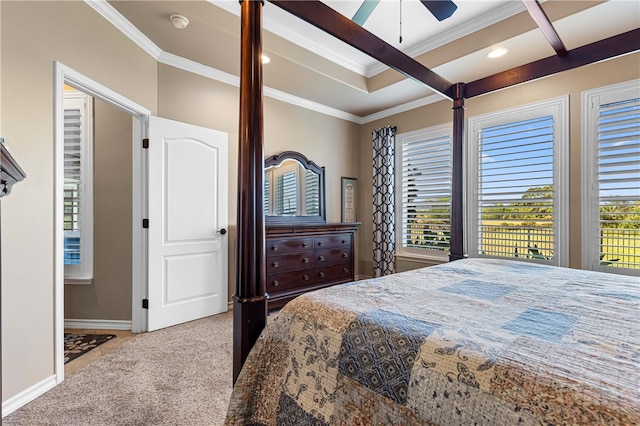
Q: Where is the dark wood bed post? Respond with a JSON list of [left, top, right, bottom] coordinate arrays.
[[233, 0, 267, 384], [449, 82, 466, 261]]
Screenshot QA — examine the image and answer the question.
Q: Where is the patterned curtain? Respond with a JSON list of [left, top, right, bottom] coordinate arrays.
[[373, 126, 397, 277]]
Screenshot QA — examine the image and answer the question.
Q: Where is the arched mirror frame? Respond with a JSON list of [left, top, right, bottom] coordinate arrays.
[[265, 151, 326, 225]]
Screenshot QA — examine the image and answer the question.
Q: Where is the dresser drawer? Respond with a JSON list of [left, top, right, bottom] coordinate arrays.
[[315, 247, 351, 265], [267, 270, 313, 293], [266, 237, 313, 256], [314, 233, 352, 250], [267, 253, 314, 274], [315, 262, 352, 284], [265, 223, 360, 310]]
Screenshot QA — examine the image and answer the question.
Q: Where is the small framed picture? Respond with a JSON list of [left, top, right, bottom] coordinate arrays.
[[341, 177, 357, 222]]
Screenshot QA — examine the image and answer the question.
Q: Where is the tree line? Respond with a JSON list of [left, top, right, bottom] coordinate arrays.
[[410, 185, 640, 229]]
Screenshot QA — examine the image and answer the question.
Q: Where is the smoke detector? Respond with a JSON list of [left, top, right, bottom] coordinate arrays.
[[170, 14, 189, 29]]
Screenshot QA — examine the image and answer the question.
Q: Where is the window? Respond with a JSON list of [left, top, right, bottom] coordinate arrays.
[[395, 124, 452, 259], [467, 97, 568, 265], [64, 92, 93, 284], [275, 171, 297, 215], [582, 80, 640, 275], [304, 169, 320, 215], [266, 161, 320, 217]]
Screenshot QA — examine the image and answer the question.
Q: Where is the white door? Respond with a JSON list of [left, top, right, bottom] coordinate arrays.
[[147, 116, 228, 331]]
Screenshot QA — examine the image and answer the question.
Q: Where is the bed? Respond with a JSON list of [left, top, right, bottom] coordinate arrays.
[[230, 1, 640, 422], [226, 258, 639, 425]]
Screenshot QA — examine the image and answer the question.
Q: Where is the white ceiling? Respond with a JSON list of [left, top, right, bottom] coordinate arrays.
[[103, 0, 639, 122]]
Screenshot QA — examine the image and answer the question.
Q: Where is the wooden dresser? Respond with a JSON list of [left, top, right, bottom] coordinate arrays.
[[266, 222, 360, 309]]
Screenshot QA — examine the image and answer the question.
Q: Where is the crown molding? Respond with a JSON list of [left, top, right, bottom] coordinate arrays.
[[211, 0, 525, 79], [361, 93, 443, 124], [210, 0, 369, 76], [264, 86, 363, 123], [158, 51, 240, 88], [366, 2, 526, 77], [85, 0, 428, 125], [85, 0, 162, 59], [159, 51, 362, 123]]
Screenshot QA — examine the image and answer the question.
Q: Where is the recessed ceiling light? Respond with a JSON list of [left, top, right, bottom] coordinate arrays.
[[487, 48, 508, 59], [170, 14, 189, 29], [261, 54, 271, 64]]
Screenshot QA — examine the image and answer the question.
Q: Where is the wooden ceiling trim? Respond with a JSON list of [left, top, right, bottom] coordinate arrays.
[[268, 0, 454, 100], [466, 28, 640, 99], [522, 0, 567, 57]]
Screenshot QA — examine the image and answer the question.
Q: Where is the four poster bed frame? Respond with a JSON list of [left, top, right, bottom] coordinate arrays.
[[232, 0, 640, 405]]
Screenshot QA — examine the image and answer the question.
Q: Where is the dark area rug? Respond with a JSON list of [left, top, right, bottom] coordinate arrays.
[[64, 333, 116, 364]]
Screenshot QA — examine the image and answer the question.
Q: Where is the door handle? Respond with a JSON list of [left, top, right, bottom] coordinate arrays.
[[218, 228, 227, 235]]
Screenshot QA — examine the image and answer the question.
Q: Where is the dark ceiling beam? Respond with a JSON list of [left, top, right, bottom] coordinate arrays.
[[268, 0, 454, 100], [466, 28, 640, 99], [522, 0, 567, 57]]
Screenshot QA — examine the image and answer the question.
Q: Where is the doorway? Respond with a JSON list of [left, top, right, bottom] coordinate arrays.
[[54, 62, 150, 383], [54, 63, 230, 384]]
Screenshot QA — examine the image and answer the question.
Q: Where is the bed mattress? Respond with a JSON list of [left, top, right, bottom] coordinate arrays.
[[226, 258, 639, 425]]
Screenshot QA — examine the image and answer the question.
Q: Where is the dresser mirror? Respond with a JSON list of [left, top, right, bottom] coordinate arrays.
[[264, 151, 326, 224]]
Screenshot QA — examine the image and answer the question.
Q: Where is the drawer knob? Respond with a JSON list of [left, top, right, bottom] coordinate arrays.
[[342, 253, 348, 258], [303, 274, 309, 281], [271, 245, 279, 251], [302, 242, 309, 248], [318, 255, 325, 261], [342, 240, 347, 244], [302, 257, 309, 264], [272, 261, 279, 268], [319, 272, 325, 278], [343, 268, 349, 273], [272, 280, 279, 287], [318, 241, 324, 246]]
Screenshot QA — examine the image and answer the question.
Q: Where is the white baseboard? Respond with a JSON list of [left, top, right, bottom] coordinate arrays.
[[2, 375, 57, 417], [64, 319, 132, 330]]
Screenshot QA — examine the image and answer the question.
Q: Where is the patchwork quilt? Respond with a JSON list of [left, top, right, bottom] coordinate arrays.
[[225, 258, 640, 425]]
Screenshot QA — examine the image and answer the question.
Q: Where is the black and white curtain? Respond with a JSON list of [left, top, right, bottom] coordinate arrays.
[[373, 125, 397, 277]]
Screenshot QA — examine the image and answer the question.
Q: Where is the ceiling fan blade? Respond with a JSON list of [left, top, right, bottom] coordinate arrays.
[[352, 0, 381, 26], [420, 0, 457, 21]]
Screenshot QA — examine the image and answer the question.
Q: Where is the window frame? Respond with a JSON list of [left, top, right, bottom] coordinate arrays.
[[581, 79, 640, 276], [63, 91, 94, 285], [466, 96, 569, 266], [394, 123, 453, 262]]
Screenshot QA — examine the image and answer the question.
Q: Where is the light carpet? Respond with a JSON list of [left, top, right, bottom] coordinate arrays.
[[4, 311, 233, 426]]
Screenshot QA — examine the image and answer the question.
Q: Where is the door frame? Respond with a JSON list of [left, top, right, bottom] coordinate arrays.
[[53, 62, 150, 383]]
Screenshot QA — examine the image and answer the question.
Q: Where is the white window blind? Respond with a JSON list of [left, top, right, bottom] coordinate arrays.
[[264, 179, 271, 215], [396, 125, 452, 257], [304, 170, 320, 216], [583, 80, 640, 274], [468, 97, 568, 265], [64, 107, 82, 237], [275, 171, 297, 216], [477, 116, 555, 259], [63, 93, 93, 282]]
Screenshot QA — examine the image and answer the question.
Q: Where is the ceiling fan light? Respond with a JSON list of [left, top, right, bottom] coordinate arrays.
[[487, 47, 508, 59], [170, 14, 189, 29]]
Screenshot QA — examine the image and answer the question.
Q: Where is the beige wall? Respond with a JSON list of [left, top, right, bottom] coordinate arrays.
[[64, 99, 133, 321], [2, 0, 637, 413], [1, 1, 157, 402], [358, 53, 640, 275], [157, 64, 362, 300], [1, 2, 361, 405]]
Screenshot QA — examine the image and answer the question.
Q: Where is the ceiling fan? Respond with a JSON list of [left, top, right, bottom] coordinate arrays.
[[352, 0, 458, 26]]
